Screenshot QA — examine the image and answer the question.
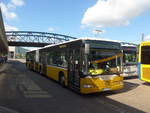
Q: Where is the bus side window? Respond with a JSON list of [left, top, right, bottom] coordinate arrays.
[[60, 53, 67, 68], [52, 52, 59, 66], [47, 51, 53, 65]]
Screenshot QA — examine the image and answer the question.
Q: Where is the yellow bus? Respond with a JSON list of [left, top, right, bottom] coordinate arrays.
[[26, 38, 124, 94], [138, 41, 150, 82]]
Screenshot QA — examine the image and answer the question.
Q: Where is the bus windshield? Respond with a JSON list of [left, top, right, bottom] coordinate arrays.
[[123, 52, 137, 65], [88, 49, 122, 75]]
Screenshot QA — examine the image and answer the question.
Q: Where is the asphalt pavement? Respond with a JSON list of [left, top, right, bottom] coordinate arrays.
[[0, 60, 147, 113]]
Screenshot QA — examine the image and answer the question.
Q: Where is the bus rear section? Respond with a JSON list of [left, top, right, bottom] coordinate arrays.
[[139, 42, 150, 82], [121, 43, 138, 77]]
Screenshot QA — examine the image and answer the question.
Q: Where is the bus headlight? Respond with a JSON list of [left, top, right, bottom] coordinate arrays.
[[83, 84, 94, 88], [119, 81, 123, 85]]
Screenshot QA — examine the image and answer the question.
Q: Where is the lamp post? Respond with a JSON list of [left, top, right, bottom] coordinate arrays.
[[92, 29, 104, 37], [141, 33, 144, 42]]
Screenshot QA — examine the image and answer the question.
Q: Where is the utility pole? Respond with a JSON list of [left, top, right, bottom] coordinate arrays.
[[141, 33, 144, 42]]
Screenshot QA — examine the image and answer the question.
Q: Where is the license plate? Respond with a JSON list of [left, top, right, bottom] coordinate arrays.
[[105, 81, 109, 86], [103, 88, 110, 91]]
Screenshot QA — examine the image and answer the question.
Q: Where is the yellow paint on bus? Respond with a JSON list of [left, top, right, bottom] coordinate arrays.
[[80, 75, 123, 94], [139, 41, 150, 82], [46, 65, 68, 86]]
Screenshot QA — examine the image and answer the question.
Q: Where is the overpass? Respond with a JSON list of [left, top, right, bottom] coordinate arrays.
[[6, 31, 77, 47]]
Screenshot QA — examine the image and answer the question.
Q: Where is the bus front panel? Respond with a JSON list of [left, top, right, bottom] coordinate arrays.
[[80, 41, 124, 94], [80, 75, 123, 94]]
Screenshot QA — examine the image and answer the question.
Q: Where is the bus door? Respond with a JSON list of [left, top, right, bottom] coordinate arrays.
[[68, 49, 80, 88], [41, 52, 47, 75]]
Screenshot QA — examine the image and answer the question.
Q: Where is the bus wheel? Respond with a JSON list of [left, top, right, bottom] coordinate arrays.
[[59, 72, 65, 87]]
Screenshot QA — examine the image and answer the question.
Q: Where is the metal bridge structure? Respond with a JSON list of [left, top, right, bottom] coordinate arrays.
[[6, 31, 77, 47]]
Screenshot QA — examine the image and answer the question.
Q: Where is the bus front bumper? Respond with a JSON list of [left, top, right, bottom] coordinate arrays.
[[80, 76, 124, 94]]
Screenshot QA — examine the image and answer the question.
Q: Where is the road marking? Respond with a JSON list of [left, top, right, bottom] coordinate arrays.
[[0, 64, 8, 72], [24, 94, 51, 98], [18, 77, 52, 98], [0, 106, 19, 113]]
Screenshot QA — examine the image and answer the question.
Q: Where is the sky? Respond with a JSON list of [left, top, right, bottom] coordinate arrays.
[[1, 0, 150, 47]]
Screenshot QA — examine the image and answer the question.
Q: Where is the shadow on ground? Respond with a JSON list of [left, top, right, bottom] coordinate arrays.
[[124, 76, 138, 80], [142, 82, 150, 86], [0, 60, 145, 113]]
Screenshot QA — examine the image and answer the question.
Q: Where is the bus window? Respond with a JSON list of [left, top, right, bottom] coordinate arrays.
[[47, 51, 53, 65], [41, 52, 47, 65], [88, 49, 121, 75], [51, 52, 60, 66], [60, 52, 67, 68], [141, 46, 150, 64], [123, 52, 136, 64]]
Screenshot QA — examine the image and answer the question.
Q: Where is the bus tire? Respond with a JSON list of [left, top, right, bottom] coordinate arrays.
[[59, 72, 65, 87]]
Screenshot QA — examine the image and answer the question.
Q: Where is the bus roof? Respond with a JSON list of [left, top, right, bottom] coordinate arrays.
[[27, 37, 120, 52], [80, 37, 120, 42], [140, 41, 150, 46], [43, 37, 120, 48], [121, 42, 137, 47], [26, 47, 41, 53]]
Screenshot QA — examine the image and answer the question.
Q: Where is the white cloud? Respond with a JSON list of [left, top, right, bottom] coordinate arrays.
[[48, 27, 55, 32], [82, 0, 150, 28], [5, 24, 19, 31], [7, 3, 16, 10], [0, 0, 24, 20], [144, 35, 150, 41], [0, 2, 17, 20], [11, 0, 24, 6]]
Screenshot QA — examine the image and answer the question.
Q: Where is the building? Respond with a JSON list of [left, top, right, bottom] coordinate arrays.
[[8, 46, 16, 59], [8, 46, 29, 59], [0, 8, 8, 55]]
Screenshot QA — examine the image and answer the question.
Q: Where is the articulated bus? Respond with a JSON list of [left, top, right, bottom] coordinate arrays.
[[138, 41, 150, 82], [26, 38, 124, 94], [121, 42, 138, 77]]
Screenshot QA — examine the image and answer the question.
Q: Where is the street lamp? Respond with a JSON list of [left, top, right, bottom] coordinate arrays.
[[92, 29, 104, 37], [141, 33, 144, 42]]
